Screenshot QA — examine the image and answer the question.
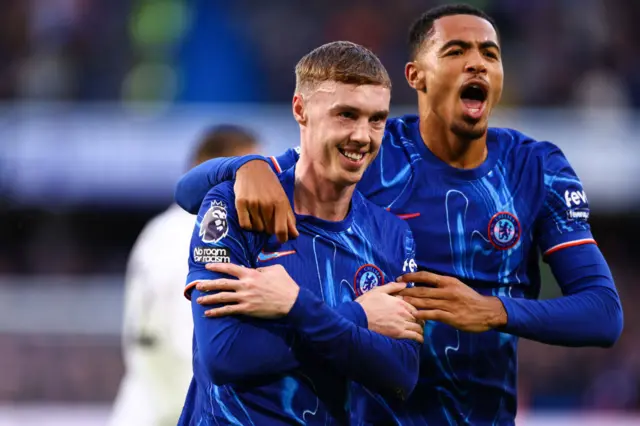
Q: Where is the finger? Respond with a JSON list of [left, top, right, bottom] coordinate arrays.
[[373, 282, 407, 295], [398, 271, 445, 287], [196, 279, 241, 292], [399, 299, 419, 316], [250, 204, 266, 233], [404, 321, 425, 336], [259, 264, 285, 272], [197, 291, 240, 306], [236, 200, 252, 230], [205, 263, 249, 278], [402, 296, 448, 311], [262, 204, 276, 236], [414, 309, 455, 323], [204, 303, 249, 318], [398, 286, 448, 300], [287, 208, 299, 239], [399, 330, 424, 344], [273, 202, 289, 243]]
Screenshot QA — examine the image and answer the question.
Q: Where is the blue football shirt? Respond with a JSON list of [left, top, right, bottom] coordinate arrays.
[[178, 166, 420, 426], [264, 115, 596, 425]]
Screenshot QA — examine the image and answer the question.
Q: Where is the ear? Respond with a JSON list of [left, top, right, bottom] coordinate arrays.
[[405, 61, 427, 93], [292, 94, 307, 125]]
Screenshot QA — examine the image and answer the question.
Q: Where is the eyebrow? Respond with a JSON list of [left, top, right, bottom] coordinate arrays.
[[331, 104, 389, 117], [439, 39, 501, 53]]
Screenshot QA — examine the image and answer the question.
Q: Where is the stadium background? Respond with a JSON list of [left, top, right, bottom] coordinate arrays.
[[0, 0, 638, 424]]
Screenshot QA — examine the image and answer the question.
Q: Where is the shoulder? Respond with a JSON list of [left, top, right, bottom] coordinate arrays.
[[194, 182, 240, 247], [358, 115, 420, 199], [376, 114, 423, 172], [385, 114, 419, 132], [492, 127, 565, 160], [490, 127, 574, 177], [383, 114, 419, 145], [197, 181, 238, 221], [352, 192, 415, 278], [195, 181, 270, 255], [202, 181, 236, 203], [353, 191, 411, 237]]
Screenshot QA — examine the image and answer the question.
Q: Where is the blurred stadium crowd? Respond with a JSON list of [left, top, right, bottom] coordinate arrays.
[[0, 0, 639, 108], [1, 0, 639, 420]]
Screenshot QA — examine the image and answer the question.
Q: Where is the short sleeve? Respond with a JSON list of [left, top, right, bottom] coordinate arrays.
[[535, 144, 596, 257]]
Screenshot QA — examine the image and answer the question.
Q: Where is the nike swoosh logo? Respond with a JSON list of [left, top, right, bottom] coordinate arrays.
[[257, 250, 297, 262]]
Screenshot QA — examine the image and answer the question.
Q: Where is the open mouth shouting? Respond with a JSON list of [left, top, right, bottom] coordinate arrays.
[[460, 79, 489, 121]]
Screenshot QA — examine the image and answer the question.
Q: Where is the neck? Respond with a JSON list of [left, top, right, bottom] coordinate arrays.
[[418, 99, 488, 169], [294, 159, 355, 222]]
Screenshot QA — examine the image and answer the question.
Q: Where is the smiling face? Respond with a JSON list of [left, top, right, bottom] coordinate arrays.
[[292, 41, 392, 188], [293, 81, 390, 187], [406, 14, 503, 140]]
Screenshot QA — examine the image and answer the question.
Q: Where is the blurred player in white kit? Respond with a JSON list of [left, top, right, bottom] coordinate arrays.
[[108, 125, 260, 426]]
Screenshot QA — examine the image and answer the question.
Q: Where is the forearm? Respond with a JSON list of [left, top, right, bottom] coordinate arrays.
[[498, 244, 623, 347], [175, 155, 266, 213], [335, 301, 368, 328], [192, 290, 300, 384], [286, 288, 420, 399], [499, 285, 622, 346]]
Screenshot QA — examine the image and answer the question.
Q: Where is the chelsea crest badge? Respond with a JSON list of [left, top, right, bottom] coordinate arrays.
[[488, 212, 521, 250]]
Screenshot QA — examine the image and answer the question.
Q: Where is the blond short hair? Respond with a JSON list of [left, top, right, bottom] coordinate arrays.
[[295, 41, 392, 94]]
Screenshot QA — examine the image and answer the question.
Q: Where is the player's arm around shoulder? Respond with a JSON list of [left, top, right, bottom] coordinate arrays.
[[175, 148, 301, 240], [174, 154, 267, 214], [186, 182, 302, 384]]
